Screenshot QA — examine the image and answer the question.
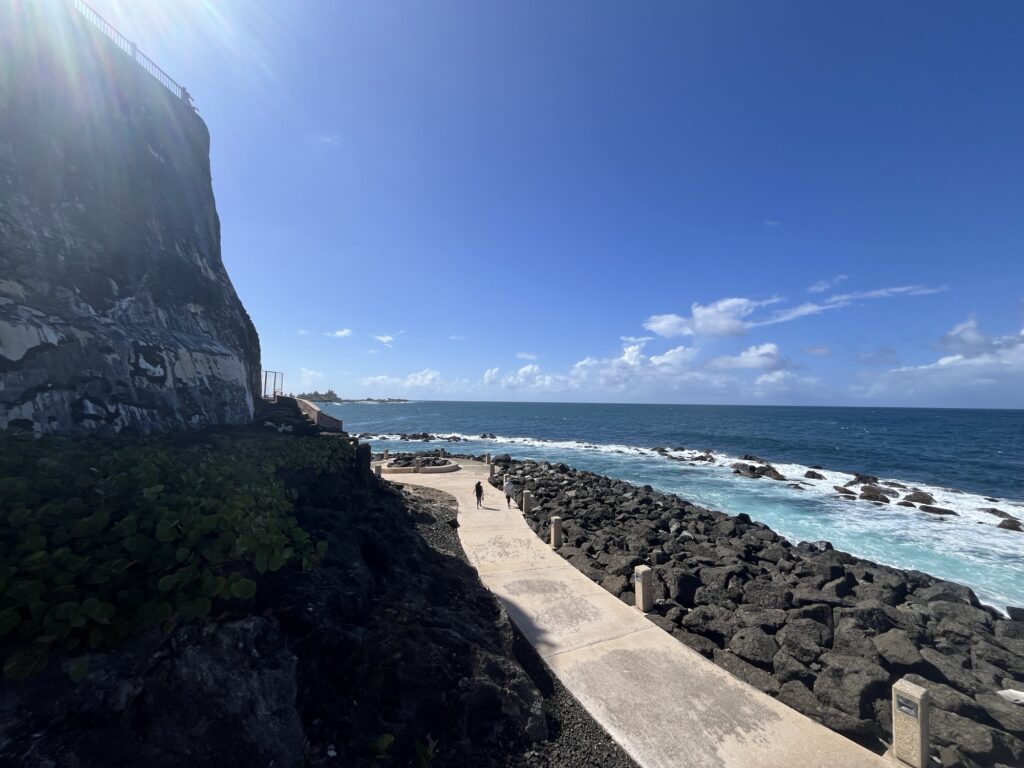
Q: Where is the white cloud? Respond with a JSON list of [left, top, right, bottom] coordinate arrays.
[[764, 219, 783, 229], [938, 316, 989, 355], [299, 367, 325, 386], [516, 352, 538, 360], [803, 345, 832, 357], [829, 284, 946, 303], [297, 329, 309, 336], [647, 284, 945, 339], [754, 302, 839, 326], [649, 345, 698, 367], [372, 331, 404, 347], [326, 329, 353, 338], [493, 340, 711, 396], [753, 370, 820, 396], [621, 336, 653, 344], [644, 297, 781, 338], [808, 274, 848, 293], [483, 367, 499, 385], [710, 343, 785, 370], [361, 368, 441, 389], [854, 316, 1024, 406], [502, 364, 543, 388]]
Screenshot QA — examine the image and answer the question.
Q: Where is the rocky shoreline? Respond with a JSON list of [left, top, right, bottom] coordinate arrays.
[[476, 456, 1024, 768], [358, 434, 1024, 532]]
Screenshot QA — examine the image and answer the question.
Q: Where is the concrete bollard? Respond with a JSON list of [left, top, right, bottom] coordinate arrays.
[[489, 463, 495, 478], [550, 516, 563, 549], [522, 490, 533, 514], [891, 678, 929, 768], [414, 458, 422, 473], [383, 448, 389, 460], [634, 565, 654, 612], [485, 452, 491, 465], [374, 464, 382, 478], [439, 447, 445, 457]]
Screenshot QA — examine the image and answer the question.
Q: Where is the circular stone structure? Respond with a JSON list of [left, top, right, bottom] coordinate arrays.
[[380, 456, 461, 475]]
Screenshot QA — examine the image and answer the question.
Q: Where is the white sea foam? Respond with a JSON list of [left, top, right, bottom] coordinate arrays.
[[367, 431, 1024, 517], [362, 430, 1024, 609]]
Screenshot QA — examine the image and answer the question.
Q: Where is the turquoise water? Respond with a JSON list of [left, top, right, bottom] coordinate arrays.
[[326, 401, 1024, 610]]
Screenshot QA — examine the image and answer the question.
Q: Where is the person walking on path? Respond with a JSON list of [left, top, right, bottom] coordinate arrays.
[[503, 477, 517, 508], [473, 481, 484, 509]]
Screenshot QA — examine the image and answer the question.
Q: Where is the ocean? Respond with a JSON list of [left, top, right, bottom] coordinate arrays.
[[322, 401, 1024, 611]]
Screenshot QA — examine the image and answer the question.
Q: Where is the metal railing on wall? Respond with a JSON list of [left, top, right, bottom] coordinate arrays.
[[71, 0, 191, 105], [262, 371, 284, 402]]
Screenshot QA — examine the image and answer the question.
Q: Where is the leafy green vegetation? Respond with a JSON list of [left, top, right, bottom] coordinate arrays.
[[0, 430, 352, 678], [294, 388, 340, 402]]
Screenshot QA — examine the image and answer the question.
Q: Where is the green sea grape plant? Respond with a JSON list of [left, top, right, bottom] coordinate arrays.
[[0, 430, 348, 678]]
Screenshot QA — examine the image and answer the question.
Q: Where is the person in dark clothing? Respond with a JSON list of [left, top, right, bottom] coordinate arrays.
[[473, 481, 484, 509]]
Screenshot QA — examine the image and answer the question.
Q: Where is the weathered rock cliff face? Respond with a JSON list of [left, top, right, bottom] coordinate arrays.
[[0, 2, 260, 435]]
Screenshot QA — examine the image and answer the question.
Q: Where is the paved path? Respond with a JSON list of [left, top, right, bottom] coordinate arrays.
[[388, 460, 890, 768]]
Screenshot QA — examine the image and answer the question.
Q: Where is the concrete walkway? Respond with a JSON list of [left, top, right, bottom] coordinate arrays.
[[389, 460, 890, 768]]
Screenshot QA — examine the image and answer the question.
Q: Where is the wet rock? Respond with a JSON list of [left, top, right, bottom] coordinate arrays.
[[919, 504, 958, 516], [903, 491, 936, 505], [731, 462, 786, 481], [859, 485, 891, 503], [844, 473, 880, 488], [998, 518, 1022, 531], [834, 485, 856, 496], [980, 507, 1015, 519], [804, 470, 825, 480]]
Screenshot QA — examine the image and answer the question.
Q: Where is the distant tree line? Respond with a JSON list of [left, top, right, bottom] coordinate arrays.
[[293, 389, 341, 403]]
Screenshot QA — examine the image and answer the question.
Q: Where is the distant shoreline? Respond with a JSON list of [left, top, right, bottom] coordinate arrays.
[[311, 397, 410, 404]]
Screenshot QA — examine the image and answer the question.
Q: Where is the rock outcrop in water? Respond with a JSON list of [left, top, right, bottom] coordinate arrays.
[[489, 457, 1024, 768], [0, 3, 260, 435]]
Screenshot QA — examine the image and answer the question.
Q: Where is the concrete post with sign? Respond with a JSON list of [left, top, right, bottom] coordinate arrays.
[[634, 565, 654, 612], [892, 678, 929, 768], [550, 516, 563, 549], [522, 490, 533, 514]]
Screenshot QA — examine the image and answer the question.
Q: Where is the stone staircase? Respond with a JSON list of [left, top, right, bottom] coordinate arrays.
[[255, 396, 333, 436]]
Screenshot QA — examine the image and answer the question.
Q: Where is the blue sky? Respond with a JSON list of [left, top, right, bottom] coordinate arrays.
[[91, 1, 1023, 407]]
